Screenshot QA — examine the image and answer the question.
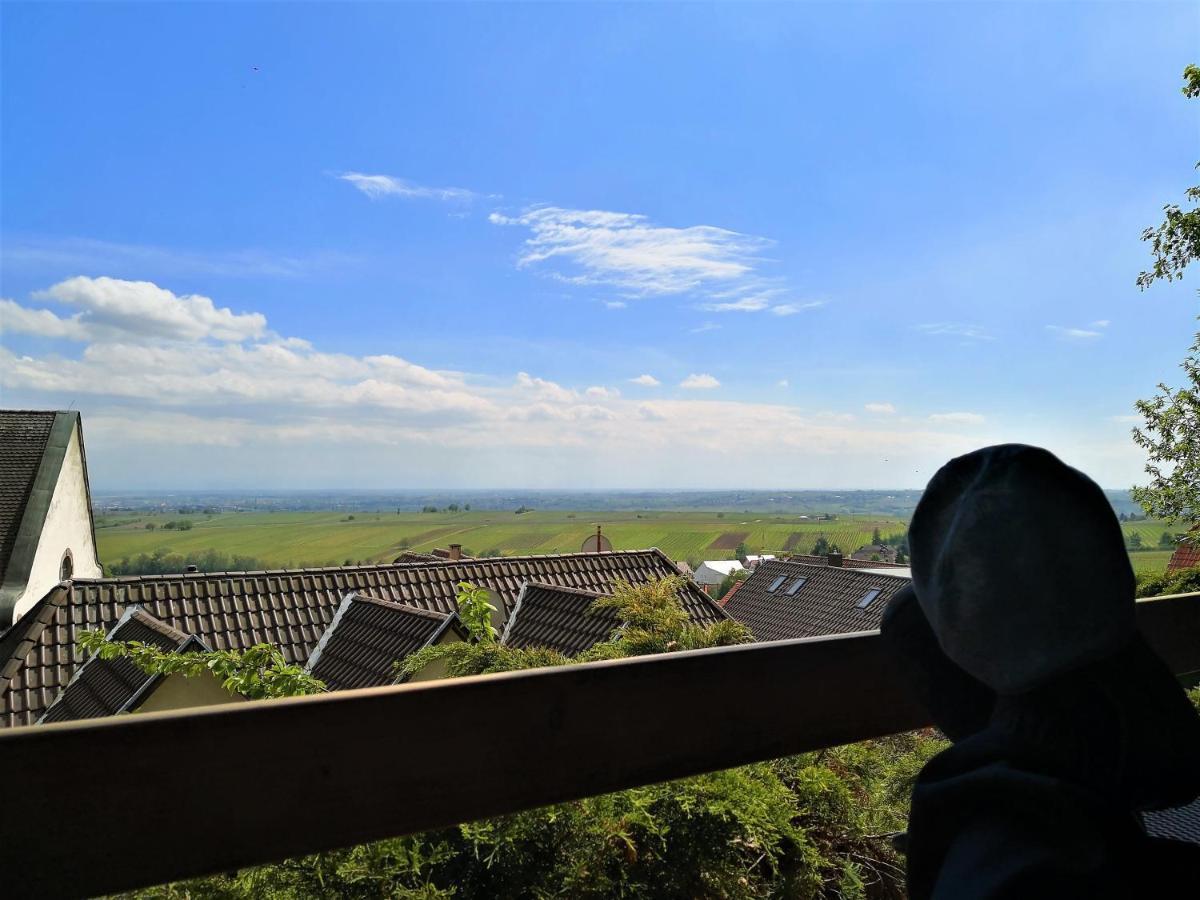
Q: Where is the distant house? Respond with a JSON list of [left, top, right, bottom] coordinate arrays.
[[850, 544, 898, 564], [722, 559, 909, 642], [1167, 525, 1200, 572], [0, 549, 721, 727], [693, 560, 746, 593], [743, 554, 776, 569], [0, 410, 102, 627]]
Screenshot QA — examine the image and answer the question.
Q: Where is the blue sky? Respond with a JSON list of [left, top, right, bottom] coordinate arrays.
[[2, 1, 1198, 490]]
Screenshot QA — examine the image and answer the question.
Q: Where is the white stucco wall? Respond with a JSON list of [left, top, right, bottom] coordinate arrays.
[[11, 422, 101, 623]]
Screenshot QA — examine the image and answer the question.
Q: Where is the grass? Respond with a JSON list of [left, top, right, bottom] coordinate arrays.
[[93, 508, 1178, 577]]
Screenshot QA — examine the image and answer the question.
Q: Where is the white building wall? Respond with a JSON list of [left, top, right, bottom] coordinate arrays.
[[11, 423, 101, 623]]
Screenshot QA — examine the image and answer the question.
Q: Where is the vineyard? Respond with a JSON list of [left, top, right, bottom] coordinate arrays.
[[93, 508, 1177, 576]]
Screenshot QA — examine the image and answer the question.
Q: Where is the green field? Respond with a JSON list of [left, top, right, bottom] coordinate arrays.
[[93, 508, 1179, 577], [94, 509, 910, 569]]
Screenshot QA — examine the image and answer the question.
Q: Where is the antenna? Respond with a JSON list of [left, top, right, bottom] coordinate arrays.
[[580, 524, 613, 553]]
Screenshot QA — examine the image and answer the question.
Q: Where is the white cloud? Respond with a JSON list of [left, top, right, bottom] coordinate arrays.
[[915, 323, 994, 341], [689, 322, 721, 334], [22, 277, 266, 343], [489, 205, 772, 296], [929, 412, 986, 425], [585, 385, 619, 399], [339, 172, 476, 202], [865, 402, 896, 414], [680, 373, 720, 390], [1047, 325, 1102, 341], [777, 379, 789, 388], [604, 300, 627, 309], [629, 374, 661, 387], [769, 301, 824, 316], [1092, 320, 1111, 328], [0, 298, 90, 340]]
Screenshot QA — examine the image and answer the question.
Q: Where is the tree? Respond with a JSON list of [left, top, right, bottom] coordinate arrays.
[[871, 527, 882, 545], [1133, 65, 1200, 525], [1160, 530, 1178, 549], [734, 541, 748, 561], [716, 568, 749, 601], [812, 536, 830, 556], [1126, 531, 1144, 551]]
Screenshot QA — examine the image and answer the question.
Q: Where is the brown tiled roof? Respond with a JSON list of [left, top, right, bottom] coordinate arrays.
[[0, 549, 717, 727], [1167, 532, 1200, 572], [1143, 796, 1200, 845], [722, 560, 909, 642], [306, 592, 464, 690], [0, 411, 56, 581], [784, 553, 907, 570], [718, 580, 744, 608], [39, 607, 199, 724], [501, 583, 620, 656]]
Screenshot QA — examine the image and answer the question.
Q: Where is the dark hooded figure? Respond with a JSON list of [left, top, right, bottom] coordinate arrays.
[[882, 444, 1200, 899]]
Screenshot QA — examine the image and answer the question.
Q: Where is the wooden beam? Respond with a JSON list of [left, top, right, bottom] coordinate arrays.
[[0, 594, 1195, 898]]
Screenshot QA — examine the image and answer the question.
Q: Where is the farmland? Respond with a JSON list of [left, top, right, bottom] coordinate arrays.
[[93, 508, 1178, 577]]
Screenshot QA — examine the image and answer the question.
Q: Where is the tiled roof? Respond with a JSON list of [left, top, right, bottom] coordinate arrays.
[[306, 592, 464, 690], [784, 554, 907, 570], [1167, 542, 1200, 572], [0, 411, 56, 581], [722, 559, 909, 642], [501, 583, 620, 656], [0, 549, 717, 727], [39, 607, 199, 724], [718, 580, 744, 608], [1144, 796, 1200, 845]]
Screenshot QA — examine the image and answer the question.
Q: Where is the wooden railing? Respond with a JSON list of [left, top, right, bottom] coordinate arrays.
[[2, 592, 1198, 899]]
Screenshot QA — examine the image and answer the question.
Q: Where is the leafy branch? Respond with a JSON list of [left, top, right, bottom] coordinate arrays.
[[76, 629, 325, 700]]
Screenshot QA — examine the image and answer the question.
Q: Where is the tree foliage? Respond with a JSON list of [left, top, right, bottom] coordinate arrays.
[[118, 576, 938, 899], [454, 581, 498, 643], [1132, 65, 1200, 524], [76, 631, 325, 700]]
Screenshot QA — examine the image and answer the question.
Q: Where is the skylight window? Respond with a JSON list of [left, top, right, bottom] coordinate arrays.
[[786, 577, 806, 595], [767, 576, 786, 593], [856, 588, 882, 610]]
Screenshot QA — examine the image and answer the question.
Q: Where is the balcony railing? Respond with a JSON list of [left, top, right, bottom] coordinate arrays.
[[2, 591, 1198, 899]]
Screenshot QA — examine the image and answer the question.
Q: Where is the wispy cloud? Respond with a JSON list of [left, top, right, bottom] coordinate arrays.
[[0, 235, 342, 279], [770, 301, 824, 316], [689, 321, 721, 334], [777, 379, 789, 388], [929, 411, 986, 425], [604, 300, 627, 309], [629, 374, 661, 387], [1046, 325, 1102, 341], [680, 373, 720, 390], [489, 205, 780, 296], [340, 172, 477, 202], [915, 323, 994, 342], [865, 402, 896, 414]]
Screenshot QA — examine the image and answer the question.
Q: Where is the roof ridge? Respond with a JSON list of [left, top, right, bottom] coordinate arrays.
[[520, 581, 606, 599], [346, 592, 451, 620], [68, 548, 666, 584]]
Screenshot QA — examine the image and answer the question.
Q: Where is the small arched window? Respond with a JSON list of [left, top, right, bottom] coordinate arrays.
[[59, 551, 73, 581]]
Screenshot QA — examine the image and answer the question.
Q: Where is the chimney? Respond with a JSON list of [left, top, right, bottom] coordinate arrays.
[[448, 543, 463, 561], [827, 551, 843, 567]]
